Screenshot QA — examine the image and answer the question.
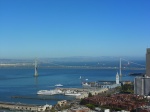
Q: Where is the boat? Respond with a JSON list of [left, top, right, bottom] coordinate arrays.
[[64, 90, 81, 96], [82, 82, 91, 88], [65, 93, 81, 96], [55, 84, 63, 87], [37, 89, 63, 95]]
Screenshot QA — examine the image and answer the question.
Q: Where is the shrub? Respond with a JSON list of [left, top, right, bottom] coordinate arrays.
[[86, 104, 95, 110]]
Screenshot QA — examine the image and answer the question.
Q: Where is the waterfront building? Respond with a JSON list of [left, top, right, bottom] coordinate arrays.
[[116, 72, 119, 84], [146, 48, 150, 77], [98, 72, 121, 89]]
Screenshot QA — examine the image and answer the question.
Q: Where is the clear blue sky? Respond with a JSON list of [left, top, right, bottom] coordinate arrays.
[[0, 0, 150, 59]]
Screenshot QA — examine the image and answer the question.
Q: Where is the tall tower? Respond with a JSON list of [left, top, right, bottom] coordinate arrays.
[[34, 59, 38, 77], [116, 72, 119, 84], [134, 48, 150, 96], [146, 48, 150, 77], [119, 58, 122, 81]]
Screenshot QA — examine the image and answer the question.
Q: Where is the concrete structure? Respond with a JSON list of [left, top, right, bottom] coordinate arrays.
[[146, 48, 150, 77], [37, 104, 52, 112], [0, 102, 52, 112], [134, 76, 150, 96], [134, 77, 144, 95], [76, 88, 108, 99], [57, 100, 67, 107], [68, 106, 91, 112], [134, 48, 150, 96], [104, 109, 110, 112]]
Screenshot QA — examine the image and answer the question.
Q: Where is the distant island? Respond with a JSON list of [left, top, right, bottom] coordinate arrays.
[[129, 73, 145, 76]]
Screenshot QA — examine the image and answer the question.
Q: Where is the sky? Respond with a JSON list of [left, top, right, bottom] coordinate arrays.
[[0, 0, 150, 59]]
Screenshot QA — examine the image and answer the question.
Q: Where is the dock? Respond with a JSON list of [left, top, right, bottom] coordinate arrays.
[[57, 87, 92, 92], [57, 87, 108, 99], [0, 101, 39, 111], [0, 101, 52, 112]]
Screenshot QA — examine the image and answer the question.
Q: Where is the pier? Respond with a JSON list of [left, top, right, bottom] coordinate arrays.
[[0, 101, 52, 112], [11, 95, 74, 101], [0, 101, 39, 111], [57, 87, 93, 92]]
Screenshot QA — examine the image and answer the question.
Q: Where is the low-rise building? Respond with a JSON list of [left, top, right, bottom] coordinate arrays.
[[82, 94, 148, 111], [57, 100, 67, 107], [37, 104, 52, 112], [68, 106, 91, 112]]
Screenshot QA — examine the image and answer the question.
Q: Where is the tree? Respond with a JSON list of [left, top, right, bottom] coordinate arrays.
[[121, 84, 134, 94], [86, 104, 95, 110], [88, 92, 92, 97]]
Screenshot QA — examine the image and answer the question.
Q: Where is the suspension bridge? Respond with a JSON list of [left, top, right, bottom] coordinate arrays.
[[38, 58, 146, 71], [0, 58, 146, 71]]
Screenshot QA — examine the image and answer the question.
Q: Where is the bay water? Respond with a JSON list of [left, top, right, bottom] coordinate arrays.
[[0, 62, 145, 106]]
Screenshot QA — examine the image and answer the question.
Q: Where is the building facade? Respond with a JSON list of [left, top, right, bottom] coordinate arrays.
[[134, 76, 150, 96], [99, 72, 121, 89], [146, 48, 150, 77], [134, 48, 150, 96]]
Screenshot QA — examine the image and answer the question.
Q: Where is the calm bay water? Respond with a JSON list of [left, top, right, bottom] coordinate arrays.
[[0, 63, 145, 106]]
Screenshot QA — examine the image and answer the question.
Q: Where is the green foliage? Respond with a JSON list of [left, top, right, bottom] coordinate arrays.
[[100, 106, 123, 111], [80, 99, 87, 105], [121, 84, 134, 94], [100, 105, 111, 109], [88, 92, 92, 97], [115, 86, 121, 91], [106, 93, 111, 97], [113, 107, 122, 111], [50, 107, 56, 112], [86, 104, 95, 109]]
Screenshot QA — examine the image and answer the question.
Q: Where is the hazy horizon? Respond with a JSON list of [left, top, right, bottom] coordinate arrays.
[[0, 56, 145, 62]]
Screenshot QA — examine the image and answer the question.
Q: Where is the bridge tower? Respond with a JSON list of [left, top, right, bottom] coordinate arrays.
[[34, 59, 38, 77], [119, 58, 122, 81]]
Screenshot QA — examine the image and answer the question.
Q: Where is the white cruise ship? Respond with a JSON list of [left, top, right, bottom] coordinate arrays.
[[64, 90, 81, 96], [37, 89, 63, 95]]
